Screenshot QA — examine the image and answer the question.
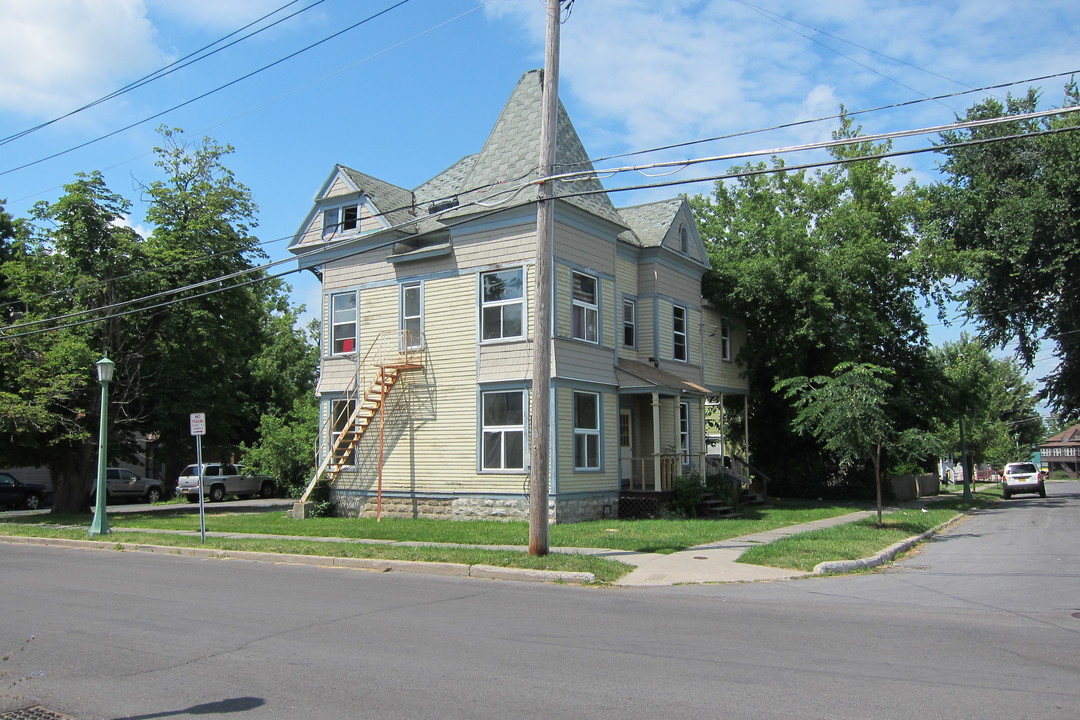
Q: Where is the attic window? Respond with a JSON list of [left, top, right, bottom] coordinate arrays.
[[679, 225, 689, 254], [322, 203, 360, 239]]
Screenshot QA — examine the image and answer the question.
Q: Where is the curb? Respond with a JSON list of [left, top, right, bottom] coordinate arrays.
[[0, 535, 596, 585], [812, 513, 966, 575]]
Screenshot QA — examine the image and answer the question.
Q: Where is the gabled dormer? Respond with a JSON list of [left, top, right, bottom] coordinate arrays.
[[290, 165, 416, 255]]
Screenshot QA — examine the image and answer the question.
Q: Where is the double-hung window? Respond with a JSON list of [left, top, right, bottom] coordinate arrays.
[[401, 282, 423, 350], [322, 203, 360, 239], [623, 299, 636, 348], [573, 391, 601, 470], [481, 390, 526, 470], [719, 316, 731, 361], [330, 291, 357, 354], [480, 268, 524, 341], [678, 402, 690, 466], [572, 272, 598, 343], [673, 305, 688, 362]]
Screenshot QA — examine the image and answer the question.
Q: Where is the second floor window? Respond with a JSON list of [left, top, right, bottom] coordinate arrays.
[[673, 305, 687, 362], [720, 317, 731, 361], [331, 291, 357, 354], [481, 268, 524, 341], [572, 272, 598, 343], [623, 299, 636, 348], [401, 282, 422, 350]]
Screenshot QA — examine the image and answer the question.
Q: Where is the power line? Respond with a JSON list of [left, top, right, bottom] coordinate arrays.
[[7, 116, 1079, 341], [0, 0, 414, 178], [0, 0, 327, 148], [583, 68, 1080, 167]]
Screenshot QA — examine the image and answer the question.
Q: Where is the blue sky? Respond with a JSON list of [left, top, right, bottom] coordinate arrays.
[[2, 0, 1077, 392]]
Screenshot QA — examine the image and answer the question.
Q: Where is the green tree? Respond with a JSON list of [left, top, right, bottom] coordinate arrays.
[[0, 174, 154, 510], [0, 130, 317, 512], [775, 362, 897, 526], [692, 116, 942, 496], [933, 83, 1080, 414], [932, 334, 1045, 470]]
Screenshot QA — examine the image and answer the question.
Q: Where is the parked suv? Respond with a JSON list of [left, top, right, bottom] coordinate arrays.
[[90, 468, 165, 503], [176, 463, 275, 503], [1001, 461, 1046, 499]]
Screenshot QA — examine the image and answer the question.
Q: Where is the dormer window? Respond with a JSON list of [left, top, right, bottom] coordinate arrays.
[[322, 203, 360, 239]]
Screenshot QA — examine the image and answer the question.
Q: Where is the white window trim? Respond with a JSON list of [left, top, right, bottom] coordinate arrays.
[[678, 401, 690, 466], [480, 389, 527, 472], [573, 390, 601, 471], [322, 201, 361, 239], [330, 291, 358, 355], [400, 281, 423, 350], [479, 267, 526, 343], [673, 305, 688, 362], [329, 398, 357, 467], [572, 271, 599, 344]]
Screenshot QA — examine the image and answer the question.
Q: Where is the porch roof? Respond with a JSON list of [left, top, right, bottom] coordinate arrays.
[[614, 359, 710, 397]]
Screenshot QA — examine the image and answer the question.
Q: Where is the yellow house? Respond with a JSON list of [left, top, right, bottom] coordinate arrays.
[[288, 70, 748, 522]]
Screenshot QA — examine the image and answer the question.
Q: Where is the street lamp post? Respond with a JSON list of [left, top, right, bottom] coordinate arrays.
[[88, 357, 114, 537]]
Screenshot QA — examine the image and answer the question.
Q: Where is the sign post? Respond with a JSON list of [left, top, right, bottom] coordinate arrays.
[[190, 413, 207, 543]]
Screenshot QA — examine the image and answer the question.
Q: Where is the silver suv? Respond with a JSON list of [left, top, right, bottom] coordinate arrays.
[[176, 463, 275, 503], [90, 468, 165, 503]]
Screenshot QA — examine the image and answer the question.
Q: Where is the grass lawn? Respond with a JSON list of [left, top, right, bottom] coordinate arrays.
[[1, 498, 862, 553], [737, 494, 998, 572], [0, 494, 995, 582]]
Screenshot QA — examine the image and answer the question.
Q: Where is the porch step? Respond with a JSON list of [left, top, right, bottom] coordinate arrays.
[[697, 494, 740, 518]]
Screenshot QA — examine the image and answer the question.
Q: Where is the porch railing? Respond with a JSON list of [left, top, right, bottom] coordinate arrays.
[[620, 454, 696, 492]]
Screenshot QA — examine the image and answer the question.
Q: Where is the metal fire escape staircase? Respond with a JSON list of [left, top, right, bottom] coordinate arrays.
[[298, 332, 423, 505]]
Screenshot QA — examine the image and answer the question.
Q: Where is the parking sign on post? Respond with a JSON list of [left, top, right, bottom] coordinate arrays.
[[190, 413, 206, 542]]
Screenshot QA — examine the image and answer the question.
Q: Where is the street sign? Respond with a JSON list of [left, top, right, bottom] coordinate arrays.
[[190, 412, 206, 436]]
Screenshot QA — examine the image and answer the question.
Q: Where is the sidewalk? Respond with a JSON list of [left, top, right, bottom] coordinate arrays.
[[610, 509, 885, 586]]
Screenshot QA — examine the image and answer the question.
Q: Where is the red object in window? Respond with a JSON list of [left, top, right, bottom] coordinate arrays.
[[341, 339, 355, 352]]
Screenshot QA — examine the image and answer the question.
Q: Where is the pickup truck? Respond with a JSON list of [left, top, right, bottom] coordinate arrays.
[[176, 463, 276, 503]]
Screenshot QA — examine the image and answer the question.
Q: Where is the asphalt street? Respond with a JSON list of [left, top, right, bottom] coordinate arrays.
[[2, 483, 1078, 720]]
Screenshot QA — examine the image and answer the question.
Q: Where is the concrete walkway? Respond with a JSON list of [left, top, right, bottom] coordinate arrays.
[[610, 510, 884, 586]]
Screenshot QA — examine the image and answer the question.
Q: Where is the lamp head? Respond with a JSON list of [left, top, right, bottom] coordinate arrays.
[[96, 357, 115, 384]]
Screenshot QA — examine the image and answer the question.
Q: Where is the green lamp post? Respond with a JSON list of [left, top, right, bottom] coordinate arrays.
[[88, 357, 114, 537]]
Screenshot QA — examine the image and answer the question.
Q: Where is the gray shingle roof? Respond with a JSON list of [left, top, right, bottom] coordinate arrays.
[[617, 199, 684, 247], [338, 166, 418, 233], [327, 71, 696, 244]]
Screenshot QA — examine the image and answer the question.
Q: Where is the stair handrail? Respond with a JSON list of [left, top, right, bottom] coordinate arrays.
[[298, 330, 424, 504]]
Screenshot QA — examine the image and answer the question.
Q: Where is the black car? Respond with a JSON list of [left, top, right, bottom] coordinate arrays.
[[0, 472, 47, 510]]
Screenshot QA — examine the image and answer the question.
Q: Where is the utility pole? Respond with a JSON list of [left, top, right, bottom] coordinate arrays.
[[529, 0, 562, 555]]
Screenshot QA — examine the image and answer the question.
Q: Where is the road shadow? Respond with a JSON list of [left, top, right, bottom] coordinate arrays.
[[111, 696, 264, 719]]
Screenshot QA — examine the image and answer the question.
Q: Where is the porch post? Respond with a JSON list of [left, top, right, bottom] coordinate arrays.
[[719, 392, 726, 457], [652, 391, 662, 492]]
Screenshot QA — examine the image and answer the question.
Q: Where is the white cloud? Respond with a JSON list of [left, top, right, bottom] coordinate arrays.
[[150, 0, 313, 31], [0, 0, 162, 117]]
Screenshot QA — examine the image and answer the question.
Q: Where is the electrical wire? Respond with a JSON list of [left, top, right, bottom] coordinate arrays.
[[0, 0, 414, 178], [0, 0, 327, 147], [7, 118, 1079, 340]]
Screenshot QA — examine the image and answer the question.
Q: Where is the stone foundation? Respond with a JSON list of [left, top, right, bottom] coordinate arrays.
[[329, 491, 620, 523]]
